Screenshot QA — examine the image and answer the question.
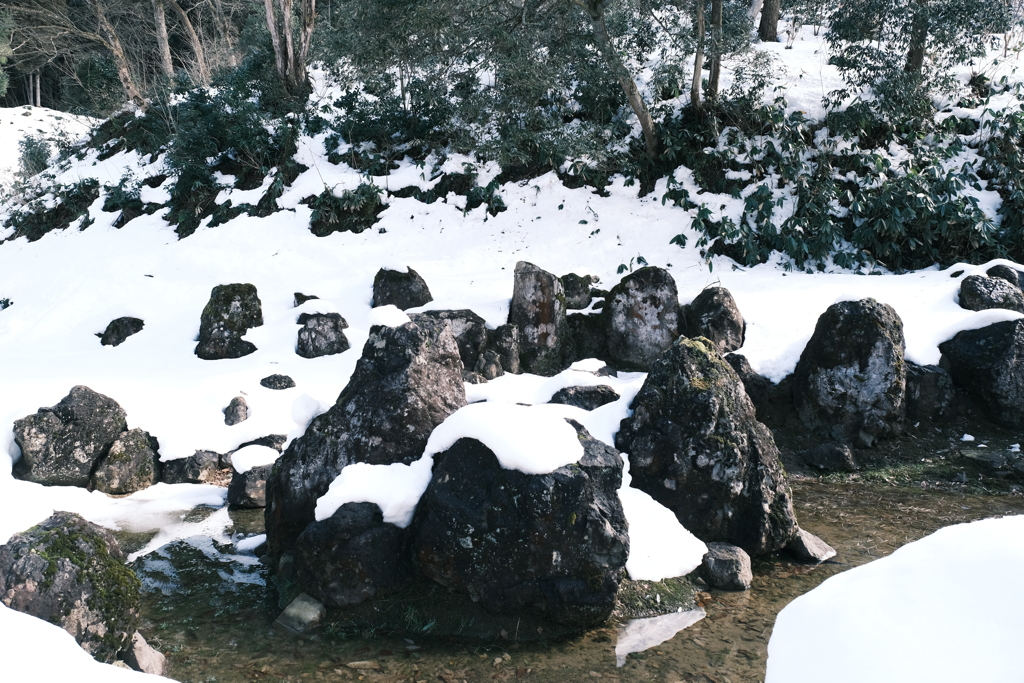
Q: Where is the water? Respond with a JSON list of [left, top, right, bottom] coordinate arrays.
[[127, 481, 1024, 683]]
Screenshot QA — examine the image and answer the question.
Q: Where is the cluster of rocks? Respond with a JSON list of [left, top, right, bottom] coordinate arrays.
[[0, 511, 167, 675]]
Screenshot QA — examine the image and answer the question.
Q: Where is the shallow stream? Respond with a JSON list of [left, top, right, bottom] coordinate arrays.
[[125, 480, 1024, 683]]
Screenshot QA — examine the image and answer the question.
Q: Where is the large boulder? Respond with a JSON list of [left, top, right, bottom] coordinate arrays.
[[958, 275, 1024, 314], [294, 502, 412, 607], [160, 450, 223, 485], [616, 337, 798, 555], [12, 386, 128, 487], [604, 267, 681, 371], [90, 429, 161, 495], [792, 299, 906, 447], [99, 317, 144, 347], [0, 512, 140, 663], [938, 319, 1024, 429], [296, 312, 350, 358], [266, 319, 466, 557], [413, 423, 628, 628], [372, 267, 433, 310], [411, 309, 489, 371], [986, 264, 1024, 290], [194, 283, 263, 360], [684, 287, 745, 353], [905, 362, 956, 423], [508, 261, 570, 376]]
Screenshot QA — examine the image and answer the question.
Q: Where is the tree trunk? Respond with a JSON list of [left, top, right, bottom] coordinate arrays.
[[152, 0, 175, 79], [264, 0, 315, 94], [707, 0, 723, 102], [904, 2, 928, 72], [86, 0, 146, 106], [587, 6, 659, 159], [691, 0, 706, 114], [211, 0, 239, 67], [264, 0, 287, 84], [758, 0, 779, 42], [166, 0, 211, 85]]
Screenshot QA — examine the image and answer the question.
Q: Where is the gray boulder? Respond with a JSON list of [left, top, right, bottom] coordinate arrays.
[[90, 428, 161, 495], [228, 464, 274, 508], [294, 502, 412, 607], [684, 287, 745, 353], [905, 362, 956, 423], [803, 442, 859, 473], [560, 273, 597, 309], [487, 324, 521, 375], [959, 275, 1024, 314], [986, 264, 1024, 290], [265, 319, 466, 558], [701, 543, 752, 591], [549, 385, 620, 411], [100, 317, 144, 347], [793, 299, 906, 447], [195, 283, 263, 360], [296, 312, 350, 358], [616, 337, 798, 555], [372, 267, 433, 310], [0, 512, 140, 663], [605, 267, 681, 371], [224, 396, 248, 425], [411, 309, 489, 370], [413, 422, 628, 628], [508, 261, 570, 376], [121, 632, 167, 676], [786, 528, 837, 563], [160, 450, 222, 484], [12, 386, 128, 487], [938, 319, 1024, 429]]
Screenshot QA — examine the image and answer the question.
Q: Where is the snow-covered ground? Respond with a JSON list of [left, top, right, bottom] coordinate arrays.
[[0, 22, 1023, 679], [0, 105, 96, 194]]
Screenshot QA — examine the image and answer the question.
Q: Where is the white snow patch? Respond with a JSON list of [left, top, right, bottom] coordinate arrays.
[[367, 305, 411, 327], [231, 445, 281, 473]]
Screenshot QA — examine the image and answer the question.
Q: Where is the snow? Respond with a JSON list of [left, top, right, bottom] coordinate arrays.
[[766, 515, 1024, 683], [366, 304, 412, 327], [315, 455, 434, 528], [231, 444, 281, 473], [961, 434, 976, 442], [0, 603, 171, 681], [0, 105, 96, 193]]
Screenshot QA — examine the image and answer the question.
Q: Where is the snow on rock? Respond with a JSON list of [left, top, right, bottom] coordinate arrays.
[[619, 485, 707, 582], [231, 445, 282, 473], [314, 456, 434, 528], [766, 515, 1024, 683], [366, 305, 411, 327]]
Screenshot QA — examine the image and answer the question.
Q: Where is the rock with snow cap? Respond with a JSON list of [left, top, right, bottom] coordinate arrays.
[[959, 275, 1024, 314], [986, 264, 1024, 290], [296, 312, 350, 358]]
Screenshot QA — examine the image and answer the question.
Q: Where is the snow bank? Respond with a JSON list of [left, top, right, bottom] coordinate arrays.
[[231, 445, 281, 473], [766, 515, 1024, 683]]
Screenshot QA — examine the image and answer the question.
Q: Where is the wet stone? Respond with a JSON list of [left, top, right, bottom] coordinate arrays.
[[702, 543, 752, 591], [275, 593, 326, 634]]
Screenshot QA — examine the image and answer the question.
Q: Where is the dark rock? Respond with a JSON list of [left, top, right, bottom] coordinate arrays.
[[293, 292, 319, 307], [508, 261, 570, 376], [194, 284, 263, 360], [566, 312, 608, 364], [793, 299, 906, 447], [411, 309, 488, 370], [701, 543, 752, 591], [296, 312, 350, 358], [786, 528, 837, 563], [0, 512, 140, 663], [99, 317, 144, 347], [224, 396, 248, 426], [560, 273, 597, 309], [12, 386, 128, 487], [228, 464, 274, 508], [266, 319, 466, 558], [549, 385, 620, 411], [938, 320, 1024, 429], [616, 337, 798, 555], [413, 422, 628, 628], [684, 287, 745, 353], [160, 450, 222, 484], [725, 353, 772, 416], [959, 275, 1024, 314], [121, 631, 167, 676], [372, 267, 433, 310], [905, 362, 956, 423], [604, 267, 681, 371], [260, 374, 296, 390], [90, 429, 160, 495], [487, 324, 521, 375], [986, 265, 1024, 290], [462, 371, 488, 384], [294, 502, 412, 607], [474, 349, 505, 380], [802, 442, 859, 473]]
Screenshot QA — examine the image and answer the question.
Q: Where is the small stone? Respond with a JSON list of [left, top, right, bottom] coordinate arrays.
[[701, 543, 753, 591], [260, 374, 296, 390], [100, 317, 144, 347], [347, 661, 381, 670], [961, 448, 1008, 470], [296, 312, 350, 358], [786, 528, 837, 564], [294, 292, 319, 307], [684, 287, 746, 353], [548, 385, 620, 411], [224, 396, 248, 425], [802, 442, 859, 473], [275, 593, 326, 633], [121, 631, 168, 676]]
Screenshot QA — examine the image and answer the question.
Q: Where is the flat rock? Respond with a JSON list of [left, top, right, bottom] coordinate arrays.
[[786, 528, 837, 563], [275, 593, 326, 634], [260, 374, 296, 390]]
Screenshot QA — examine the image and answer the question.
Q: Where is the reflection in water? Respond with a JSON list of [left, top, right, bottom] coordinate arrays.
[[615, 607, 706, 666]]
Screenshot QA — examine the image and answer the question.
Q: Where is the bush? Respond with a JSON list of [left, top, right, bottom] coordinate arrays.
[[5, 179, 100, 242], [307, 183, 386, 237], [17, 135, 52, 181]]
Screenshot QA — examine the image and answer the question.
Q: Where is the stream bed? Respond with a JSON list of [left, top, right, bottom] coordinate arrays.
[[125, 480, 1024, 683]]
